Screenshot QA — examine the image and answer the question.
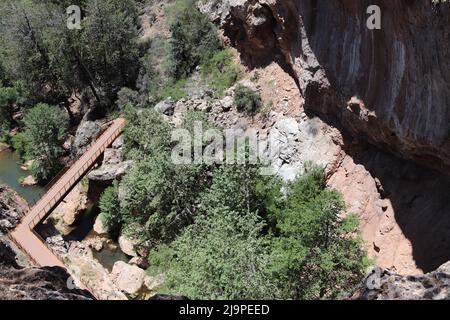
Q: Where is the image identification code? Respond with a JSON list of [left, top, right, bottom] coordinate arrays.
[[179, 304, 270, 318]]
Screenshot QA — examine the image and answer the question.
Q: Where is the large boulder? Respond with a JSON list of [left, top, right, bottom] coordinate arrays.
[[0, 142, 8, 152], [52, 183, 87, 227], [110, 261, 146, 295], [72, 120, 102, 157], [118, 234, 139, 257], [20, 175, 37, 186], [87, 158, 133, 182], [129, 256, 150, 270], [87, 136, 133, 183], [93, 215, 109, 235], [155, 99, 175, 116]]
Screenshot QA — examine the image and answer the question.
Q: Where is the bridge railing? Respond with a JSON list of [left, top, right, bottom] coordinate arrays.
[[26, 120, 124, 229]]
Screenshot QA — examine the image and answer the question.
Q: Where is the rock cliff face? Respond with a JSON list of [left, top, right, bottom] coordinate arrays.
[[351, 261, 450, 300], [0, 240, 93, 300], [201, 0, 450, 172], [0, 185, 93, 300], [198, 0, 450, 297], [0, 185, 28, 233]]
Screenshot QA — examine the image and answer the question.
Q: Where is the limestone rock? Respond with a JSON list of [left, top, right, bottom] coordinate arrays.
[[0, 185, 28, 233], [21, 175, 37, 186], [0, 142, 8, 152], [72, 120, 102, 157], [20, 160, 34, 171], [219, 95, 234, 112], [0, 240, 93, 300], [129, 256, 150, 270], [111, 261, 146, 295], [84, 236, 105, 252], [87, 159, 133, 182], [46, 235, 68, 254], [144, 274, 164, 291], [52, 183, 87, 226], [155, 99, 175, 116], [93, 215, 109, 235], [118, 234, 138, 257], [205, 0, 450, 173], [87, 141, 133, 182]]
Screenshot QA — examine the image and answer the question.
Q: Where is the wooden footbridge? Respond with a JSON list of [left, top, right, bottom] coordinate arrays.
[[9, 118, 126, 298]]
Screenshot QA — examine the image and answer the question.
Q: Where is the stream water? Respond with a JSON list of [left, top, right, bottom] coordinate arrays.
[[0, 148, 44, 203]]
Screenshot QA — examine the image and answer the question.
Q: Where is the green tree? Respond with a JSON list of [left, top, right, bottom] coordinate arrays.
[[169, 5, 221, 80], [148, 162, 282, 299], [80, 0, 140, 100], [121, 107, 211, 245], [0, 0, 70, 104], [149, 208, 277, 300], [0, 81, 27, 137], [99, 185, 122, 235], [0, 0, 140, 114], [22, 103, 68, 183], [200, 49, 240, 97], [269, 164, 369, 299], [201, 163, 282, 221], [123, 107, 173, 161]]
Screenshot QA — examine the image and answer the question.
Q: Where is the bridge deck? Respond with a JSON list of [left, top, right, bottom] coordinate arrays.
[[10, 118, 126, 298], [22, 118, 126, 230]]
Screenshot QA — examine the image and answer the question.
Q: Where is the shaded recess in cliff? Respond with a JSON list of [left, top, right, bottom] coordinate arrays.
[[342, 141, 450, 273]]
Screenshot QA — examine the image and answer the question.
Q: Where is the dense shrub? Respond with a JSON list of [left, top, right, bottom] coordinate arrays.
[[99, 185, 122, 235], [120, 107, 212, 244], [268, 163, 369, 299], [234, 84, 262, 115]]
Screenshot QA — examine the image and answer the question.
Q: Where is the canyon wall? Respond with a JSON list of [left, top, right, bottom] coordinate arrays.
[[199, 0, 450, 275], [202, 0, 450, 172]]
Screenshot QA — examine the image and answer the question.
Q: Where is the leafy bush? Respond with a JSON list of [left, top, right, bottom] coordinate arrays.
[[11, 132, 26, 157], [124, 107, 173, 161], [0, 81, 27, 136], [99, 185, 122, 235], [121, 107, 212, 244], [116, 87, 140, 110], [234, 84, 262, 115], [149, 208, 277, 299]]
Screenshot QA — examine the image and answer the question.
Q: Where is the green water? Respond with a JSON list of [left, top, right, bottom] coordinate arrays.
[[0, 148, 45, 203]]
